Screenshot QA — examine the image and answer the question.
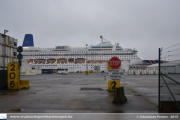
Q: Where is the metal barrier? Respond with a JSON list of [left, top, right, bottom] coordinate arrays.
[[159, 48, 180, 112], [0, 70, 7, 89]]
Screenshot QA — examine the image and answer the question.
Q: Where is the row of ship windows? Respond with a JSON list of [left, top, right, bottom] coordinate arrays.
[[34, 65, 57, 66], [58, 65, 106, 66], [23, 53, 135, 56], [25, 57, 140, 59], [23, 55, 136, 57], [24, 55, 138, 57], [33, 65, 106, 66], [23, 51, 135, 54], [41, 67, 106, 68]]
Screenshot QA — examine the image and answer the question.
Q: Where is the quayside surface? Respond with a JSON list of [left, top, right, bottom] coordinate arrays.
[[0, 73, 159, 113]]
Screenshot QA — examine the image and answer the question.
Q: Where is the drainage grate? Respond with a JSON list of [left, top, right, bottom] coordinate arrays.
[[62, 83, 70, 84], [80, 88, 102, 90]]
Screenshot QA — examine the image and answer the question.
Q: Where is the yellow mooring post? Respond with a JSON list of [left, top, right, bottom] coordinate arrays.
[[108, 81, 120, 92], [8, 63, 30, 90], [84, 71, 90, 75]]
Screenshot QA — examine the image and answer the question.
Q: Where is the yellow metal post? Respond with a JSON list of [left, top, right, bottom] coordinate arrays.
[[18, 80, 30, 89], [8, 63, 20, 89], [108, 81, 120, 92], [8, 63, 30, 90]]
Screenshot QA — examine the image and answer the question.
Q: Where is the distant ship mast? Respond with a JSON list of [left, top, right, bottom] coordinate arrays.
[[100, 35, 103, 43]]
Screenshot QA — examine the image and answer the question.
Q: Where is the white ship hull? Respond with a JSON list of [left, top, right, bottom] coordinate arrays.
[[22, 36, 146, 72]]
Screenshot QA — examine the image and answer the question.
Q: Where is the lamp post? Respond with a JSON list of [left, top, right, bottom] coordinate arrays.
[[2, 30, 9, 70], [85, 44, 88, 74]]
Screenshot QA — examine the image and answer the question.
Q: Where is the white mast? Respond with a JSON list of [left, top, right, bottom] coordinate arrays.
[[100, 35, 103, 43]]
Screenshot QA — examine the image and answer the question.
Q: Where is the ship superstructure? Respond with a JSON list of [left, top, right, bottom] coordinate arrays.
[[22, 35, 144, 72]]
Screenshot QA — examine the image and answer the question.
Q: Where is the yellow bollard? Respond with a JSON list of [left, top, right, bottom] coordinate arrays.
[[18, 80, 30, 89], [108, 81, 120, 92]]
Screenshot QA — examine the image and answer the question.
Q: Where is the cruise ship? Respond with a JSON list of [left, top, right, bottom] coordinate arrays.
[[21, 34, 158, 72]]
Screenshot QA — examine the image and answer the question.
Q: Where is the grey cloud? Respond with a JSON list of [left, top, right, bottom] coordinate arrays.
[[0, 0, 180, 59]]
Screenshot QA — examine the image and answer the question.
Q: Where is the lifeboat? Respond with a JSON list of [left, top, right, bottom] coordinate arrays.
[[76, 58, 85, 61], [75, 58, 85, 63], [68, 58, 74, 62], [34, 59, 46, 64], [57, 58, 67, 62], [47, 59, 56, 64], [28, 59, 33, 64], [57, 58, 67, 63]]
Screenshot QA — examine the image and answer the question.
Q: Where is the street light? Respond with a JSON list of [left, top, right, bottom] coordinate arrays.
[[2, 30, 9, 70], [4, 30, 8, 34], [85, 44, 88, 74]]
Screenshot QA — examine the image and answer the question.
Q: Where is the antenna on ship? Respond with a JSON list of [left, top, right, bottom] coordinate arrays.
[[100, 35, 103, 43]]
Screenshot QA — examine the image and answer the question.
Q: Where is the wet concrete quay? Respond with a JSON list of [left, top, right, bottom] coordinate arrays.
[[0, 73, 159, 113]]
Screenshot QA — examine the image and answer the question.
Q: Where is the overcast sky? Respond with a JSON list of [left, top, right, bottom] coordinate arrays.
[[0, 0, 180, 60]]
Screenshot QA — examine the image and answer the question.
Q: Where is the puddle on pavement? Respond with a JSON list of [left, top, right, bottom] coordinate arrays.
[[29, 92, 36, 94], [73, 84, 88, 85], [8, 93, 17, 95], [135, 94, 142, 96], [10, 109, 21, 112], [108, 94, 114, 96], [62, 83, 70, 84], [80, 88, 102, 90], [0, 93, 7, 95], [110, 110, 124, 113]]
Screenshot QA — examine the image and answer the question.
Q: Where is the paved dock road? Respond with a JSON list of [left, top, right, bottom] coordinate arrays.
[[0, 73, 159, 113]]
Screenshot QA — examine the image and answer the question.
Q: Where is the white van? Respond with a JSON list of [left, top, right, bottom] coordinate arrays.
[[57, 69, 69, 74]]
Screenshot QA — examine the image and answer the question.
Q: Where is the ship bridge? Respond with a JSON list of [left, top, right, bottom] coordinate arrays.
[[53, 46, 70, 51]]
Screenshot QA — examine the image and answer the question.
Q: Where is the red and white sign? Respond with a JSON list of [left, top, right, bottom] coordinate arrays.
[[109, 57, 121, 69]]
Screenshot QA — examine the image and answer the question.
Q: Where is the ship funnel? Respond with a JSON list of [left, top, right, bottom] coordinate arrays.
[[22, 34, 34, 47]]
